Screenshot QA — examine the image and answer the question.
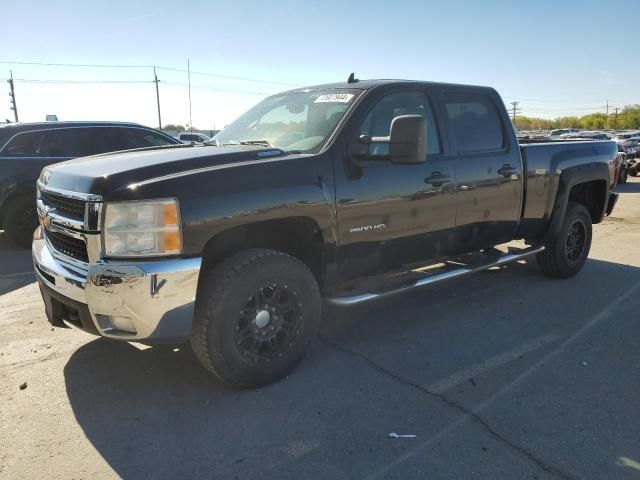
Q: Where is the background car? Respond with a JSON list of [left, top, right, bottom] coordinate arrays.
[[549, 128, 580, 137], [622, 137, 640, 157], [177, 132, 211, 143], [0, 121, 181, 247], [612, 131, 640, 144]]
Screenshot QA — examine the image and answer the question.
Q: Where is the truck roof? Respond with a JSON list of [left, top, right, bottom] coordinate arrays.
[[284, 78, 496, 94]]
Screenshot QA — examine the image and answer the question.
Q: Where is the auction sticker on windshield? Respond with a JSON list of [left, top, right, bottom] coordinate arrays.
[[314, 93, 354, 103]]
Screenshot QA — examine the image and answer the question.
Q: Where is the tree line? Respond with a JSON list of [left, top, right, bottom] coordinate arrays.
[[514, 105, 640, 131]]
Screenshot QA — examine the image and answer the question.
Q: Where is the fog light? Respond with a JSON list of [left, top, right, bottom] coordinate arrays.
[[96, 314, 137, 334], [109, 316, 137, 333]]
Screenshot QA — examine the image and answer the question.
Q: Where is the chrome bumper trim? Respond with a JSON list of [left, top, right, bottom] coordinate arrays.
[[33, 237, 202, 342]]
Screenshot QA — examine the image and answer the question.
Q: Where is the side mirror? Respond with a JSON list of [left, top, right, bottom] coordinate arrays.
[[386, 115, 427, 164], [351, 115, 427, 164]]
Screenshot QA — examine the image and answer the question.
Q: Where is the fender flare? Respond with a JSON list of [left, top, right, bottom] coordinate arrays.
[[545, 162, 610, 239]]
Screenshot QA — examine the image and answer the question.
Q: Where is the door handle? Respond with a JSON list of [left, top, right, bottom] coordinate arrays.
[[497, 164, 517, 178], [425, 171, 451, 186]]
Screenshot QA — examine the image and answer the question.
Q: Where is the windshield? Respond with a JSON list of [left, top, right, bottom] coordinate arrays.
[[213, 88, 362, 153]]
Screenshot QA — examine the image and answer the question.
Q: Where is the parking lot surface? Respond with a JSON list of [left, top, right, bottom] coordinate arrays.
[[1, 179, 640, 480]]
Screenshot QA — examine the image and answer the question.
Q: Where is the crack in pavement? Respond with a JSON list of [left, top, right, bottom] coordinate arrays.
[[318, 335, 576, 480]]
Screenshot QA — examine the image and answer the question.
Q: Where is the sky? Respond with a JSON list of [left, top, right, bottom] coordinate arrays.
[[2, 0, 639, 129]]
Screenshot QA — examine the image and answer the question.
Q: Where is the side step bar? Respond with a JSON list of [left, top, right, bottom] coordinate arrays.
[[327, 245, 545, 306]]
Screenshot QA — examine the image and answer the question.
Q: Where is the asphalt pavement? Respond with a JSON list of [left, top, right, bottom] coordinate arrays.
[[1, 179, 640, 480]]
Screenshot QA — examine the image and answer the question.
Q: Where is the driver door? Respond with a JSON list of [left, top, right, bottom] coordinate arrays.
[[335, 89, 457, 281]]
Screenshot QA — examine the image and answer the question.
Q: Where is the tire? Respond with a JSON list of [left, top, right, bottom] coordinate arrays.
[[618, 167, 628, 184], [190, 248, 321, 388], [4, 193, 38, 249], [537, 202, 592, 279]]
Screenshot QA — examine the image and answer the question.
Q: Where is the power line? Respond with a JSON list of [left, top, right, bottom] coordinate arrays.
[[13, 78, 152, 84], [0, 60, 300, 87], [156, 66, 299, 87], [503, 95, 633, 105], [162, 81, 271, 96], [0, 60, 152, 68]]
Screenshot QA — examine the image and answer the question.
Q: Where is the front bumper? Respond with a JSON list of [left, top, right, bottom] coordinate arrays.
[[32, 237, 201, 343]]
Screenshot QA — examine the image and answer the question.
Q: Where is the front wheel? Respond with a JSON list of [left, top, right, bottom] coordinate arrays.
[[537, 202, 592, 279], [4, 193, 38, 248], [191, 249, 321, 388]]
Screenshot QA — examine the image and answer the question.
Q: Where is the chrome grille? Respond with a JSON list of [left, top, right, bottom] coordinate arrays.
[[46, 230, 89, 263], [40, 190, 86, 221]]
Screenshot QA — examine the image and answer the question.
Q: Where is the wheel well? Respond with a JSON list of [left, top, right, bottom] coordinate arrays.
[[200, 217, 325, 286], [0, 187, 36, 227], [568, 180, 607, 223]]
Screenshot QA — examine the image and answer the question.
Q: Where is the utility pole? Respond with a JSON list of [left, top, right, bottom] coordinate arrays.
[[613, 108, 619, 130], [153, 67, 162, 129], [187, 58, 193, 132], [7, 70, 18, 122], [605, 100, 609, 129], [509, 101, 520, 124]]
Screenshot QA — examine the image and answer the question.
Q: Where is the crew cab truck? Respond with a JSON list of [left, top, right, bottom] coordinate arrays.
[[32, 79, 619, 388]]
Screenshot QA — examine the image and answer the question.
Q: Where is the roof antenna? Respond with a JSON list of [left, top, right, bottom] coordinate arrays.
[[347, 72, 358, 84]]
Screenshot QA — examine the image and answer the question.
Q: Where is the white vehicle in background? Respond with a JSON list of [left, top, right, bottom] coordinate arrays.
[[549, 128, 579, 138], [612, 131, 640, 144], [177, 132, 211, 143]]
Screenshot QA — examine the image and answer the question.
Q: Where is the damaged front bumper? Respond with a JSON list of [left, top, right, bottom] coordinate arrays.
[[32, 236, 201, 343]]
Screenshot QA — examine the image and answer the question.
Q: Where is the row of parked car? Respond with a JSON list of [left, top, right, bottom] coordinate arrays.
[[0, 121, 184, 247], [519, 129, 639, 183]]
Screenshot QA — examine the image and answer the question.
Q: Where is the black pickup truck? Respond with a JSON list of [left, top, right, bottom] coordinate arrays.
[[32, 78, 618, 388]]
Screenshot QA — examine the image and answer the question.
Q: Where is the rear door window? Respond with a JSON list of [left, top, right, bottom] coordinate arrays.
[[444, 93, 504, 153]]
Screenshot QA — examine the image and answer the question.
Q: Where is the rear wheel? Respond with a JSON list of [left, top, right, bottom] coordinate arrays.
[[537, 202, 592, 279], [191, 249, 321, 388], [4, 193, 38, 249], [618, 167, 628, 184]]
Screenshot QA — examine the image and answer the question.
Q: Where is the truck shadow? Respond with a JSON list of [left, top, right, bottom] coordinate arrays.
[[616, 177, 640, 193], [62, 256, 640, 479], [0, 231, 35, 295]]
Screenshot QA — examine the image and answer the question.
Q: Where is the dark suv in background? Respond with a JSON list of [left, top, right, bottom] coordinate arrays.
[[0, 121, 180, 247]]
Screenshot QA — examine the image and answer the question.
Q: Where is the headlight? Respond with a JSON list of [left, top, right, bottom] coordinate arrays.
[[103, 199, 182, 257]]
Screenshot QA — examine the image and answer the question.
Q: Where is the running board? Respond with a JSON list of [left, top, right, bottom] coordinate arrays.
[[326, 245, 545, 306]]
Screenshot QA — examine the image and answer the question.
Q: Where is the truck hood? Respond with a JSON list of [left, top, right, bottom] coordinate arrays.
[[39, 145, 289, 197]]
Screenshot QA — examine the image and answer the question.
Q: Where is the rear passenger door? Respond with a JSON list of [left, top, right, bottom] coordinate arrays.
[[443, 91, 523, 252]]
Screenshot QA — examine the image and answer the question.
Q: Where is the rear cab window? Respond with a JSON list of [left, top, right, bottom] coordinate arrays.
[[444, 92, 505, 154]]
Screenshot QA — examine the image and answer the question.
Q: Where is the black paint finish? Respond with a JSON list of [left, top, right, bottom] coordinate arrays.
[[39, 80, 618, 287]]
